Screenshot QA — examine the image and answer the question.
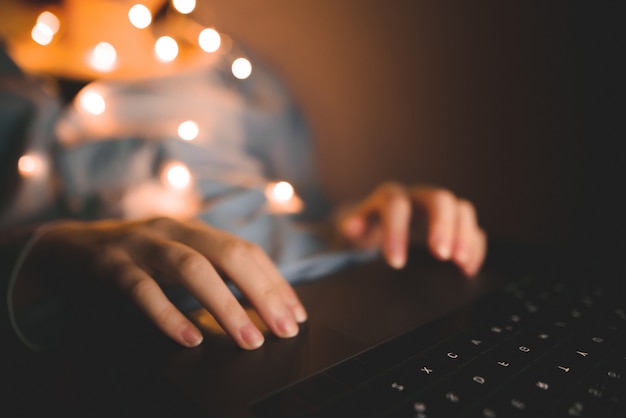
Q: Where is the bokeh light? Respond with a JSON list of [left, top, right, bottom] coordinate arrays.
[[172, 0, 196, 14], [271, 181, 294, 202], [37, 11, 60, 34], [162, 162, 192, 189], [79, 90, 106, 115], [155, 36, 179, 62], [18, 154, 39, 177], [31, 22, 54, 46], [89, 42, 117, 72], [198, 28, 221, 53], [128, 4, 152, 29], [231, 58, 252, 79], [178, 120, 199, 141]]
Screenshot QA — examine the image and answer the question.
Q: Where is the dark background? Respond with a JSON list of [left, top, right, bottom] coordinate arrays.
[[196, 0, 624, 250], [2, 0, 624, 249]]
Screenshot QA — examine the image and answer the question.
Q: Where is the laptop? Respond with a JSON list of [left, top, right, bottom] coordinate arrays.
[[91, 241, 624, 418]]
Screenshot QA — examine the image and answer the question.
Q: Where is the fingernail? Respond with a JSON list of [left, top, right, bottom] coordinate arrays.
[[291, 304, 308, 323], [276, 315, 299, 338], [387, 239, 406, 269], [240, 323, 264, 350], [181, 326, 203, 347], [389, 253, 406, 269], [436, 244, 451, 260]]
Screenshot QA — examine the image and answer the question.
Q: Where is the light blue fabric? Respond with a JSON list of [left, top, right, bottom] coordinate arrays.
[[52, 51, 376, 284]]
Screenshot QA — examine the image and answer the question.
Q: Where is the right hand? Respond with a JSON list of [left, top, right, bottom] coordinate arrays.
[[20, 217, 307, 350]]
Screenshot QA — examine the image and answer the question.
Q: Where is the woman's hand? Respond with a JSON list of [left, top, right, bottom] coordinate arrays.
[[339, 183, 487, 277], [20, 217, 307, 350]]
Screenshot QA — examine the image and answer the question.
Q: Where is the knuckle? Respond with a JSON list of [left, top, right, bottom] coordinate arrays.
[[220, 239, 251, 263], [154, 306, 177, 329], [219, 296, 244, 320], [378, 181, 405, 198], [146, 216, 177, 232], [458, 199, 476, 217], [245, 242, 266, 259], [431, 188, 457, 207], [175, 250, 205, 280], [124, 277, 154, 301], [258, 283, 280, 301]]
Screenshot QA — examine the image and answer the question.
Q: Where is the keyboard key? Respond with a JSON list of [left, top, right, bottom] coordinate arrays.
[[252, 270, 626, 418]]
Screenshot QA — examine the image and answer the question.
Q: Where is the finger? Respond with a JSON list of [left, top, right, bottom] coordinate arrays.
[[344, 183, 411, 268], [411, 188, 457, 261], [463, 227, 488, 277], [202, 235, 300, 339], [142, 219, 300, 340], [451, 199, 481, 276], [376, 185, 411, 269], [106, 250, 204, 348], [135, 238, 267, 350], [249, 247, 308, 323]]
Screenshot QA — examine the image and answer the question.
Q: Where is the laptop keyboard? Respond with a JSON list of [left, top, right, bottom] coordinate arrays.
[[253, 270, 626, 417]]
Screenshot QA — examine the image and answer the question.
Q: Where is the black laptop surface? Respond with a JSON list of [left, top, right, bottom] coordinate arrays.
[[103, 242, 625, 418]]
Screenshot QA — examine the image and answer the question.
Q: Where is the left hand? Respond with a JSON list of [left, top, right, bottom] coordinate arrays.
[[338, 183, 487, 277]]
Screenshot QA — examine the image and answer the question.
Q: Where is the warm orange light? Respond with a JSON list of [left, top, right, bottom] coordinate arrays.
[[18, 155, 38, 176], [128, 4, 152, 29], [232, 58, 252, 80], [172, 0, 196, 14], [79, 90, 106, 115], [37, 11, 60, 34], [177, 120, 199, 141], [198, 28, 221, 53], [89, 42, 117, 72], [264, 181, 303, 213], [272, 181, 294, 202], [155, 36, 179, 62], [31, 22, 54, 46], [162, 162, 192, 189]]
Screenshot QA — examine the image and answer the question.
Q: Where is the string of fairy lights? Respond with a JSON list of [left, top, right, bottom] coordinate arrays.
[[29, 1, 252, 78], [16, 0, 300, 215]]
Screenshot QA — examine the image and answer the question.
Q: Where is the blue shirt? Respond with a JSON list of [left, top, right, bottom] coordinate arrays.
[[0, 45, 376, 349]]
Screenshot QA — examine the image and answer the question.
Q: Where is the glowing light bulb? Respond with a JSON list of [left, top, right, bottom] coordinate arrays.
[[272, 181, 294, 202], [128, 4, 152, 29], [232, 58, 252, 79], [89, 42, 117, 72], [198, 28, 221, 53], [31, 22, 54, 46], [172, 0, 196, 14], [163, 162, 191, 189], [79, 90, 106, 115], [37, 11, 60, 34], [18, 155, 39, 177], [177, 120, 199, 141], [264, 181, 302, 213], [155, 36, 179, 62]]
